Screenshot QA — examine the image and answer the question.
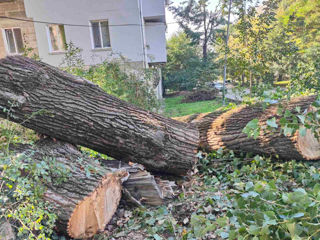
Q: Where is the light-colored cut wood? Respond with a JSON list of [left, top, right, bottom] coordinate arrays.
[[174, 96, 320, 161], [68, 174, 122, 239]]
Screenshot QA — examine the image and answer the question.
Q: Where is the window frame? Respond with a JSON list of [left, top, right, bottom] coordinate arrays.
[[89, 20, 111, 50], [46, 24, 67, 53], [2, 27, 24, 55]]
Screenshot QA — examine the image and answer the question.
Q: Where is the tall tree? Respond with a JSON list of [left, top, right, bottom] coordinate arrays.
[[222, 0, 232, 104], [277, 0, 320, 51], [219, 0, 281, 87], [170, 0, 224, 61], [163, 32, 202, 91]]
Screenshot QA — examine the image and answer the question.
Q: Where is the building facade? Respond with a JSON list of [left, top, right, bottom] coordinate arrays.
[[0, 0, 38, 59], [0, 0, 167, 98]]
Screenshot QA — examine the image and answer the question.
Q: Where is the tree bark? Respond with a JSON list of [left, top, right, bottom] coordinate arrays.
[[10, 139, 125, 239], [9, 138, 174, 239], [0, 56, 199, 175], [174, 95, 320, 161], [99, 159, 175, 207]]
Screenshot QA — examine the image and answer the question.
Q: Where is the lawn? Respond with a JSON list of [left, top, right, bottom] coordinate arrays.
[[164, 96, 223, 117]]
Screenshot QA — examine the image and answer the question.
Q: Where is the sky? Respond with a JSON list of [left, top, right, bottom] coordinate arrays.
[[166, 0, 220, 38]]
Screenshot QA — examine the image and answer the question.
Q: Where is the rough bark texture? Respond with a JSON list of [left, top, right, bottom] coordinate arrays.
[[10, 138, 173, 238], [0, 56, 199, 175], [11, 139, 125, 239], [174, 96, 320, 161], [173, 110, 226, 149], [100, 160, 175, 206]]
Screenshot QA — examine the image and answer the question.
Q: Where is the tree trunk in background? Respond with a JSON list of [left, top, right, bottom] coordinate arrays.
[[222, 0, 232, 105], [0, 56, 199, 176], [10, 138, 174, 238], [174, 95, 320, 161]]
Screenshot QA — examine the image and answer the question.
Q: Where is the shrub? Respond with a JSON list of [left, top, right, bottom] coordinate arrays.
[[61, 44, 160, 111], [163, 32, 218, 92], [0, 119, 58, 239]]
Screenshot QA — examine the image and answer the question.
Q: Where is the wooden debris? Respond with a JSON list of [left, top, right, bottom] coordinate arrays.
[[9, 138, 174, 238]]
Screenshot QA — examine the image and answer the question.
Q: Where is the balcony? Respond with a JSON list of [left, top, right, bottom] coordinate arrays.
[[141, 0, 166, 22], [145, 22, 167, 63]]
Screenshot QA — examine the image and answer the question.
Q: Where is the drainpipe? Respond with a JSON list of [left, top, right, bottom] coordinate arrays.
[[137, 0, 148, 69]]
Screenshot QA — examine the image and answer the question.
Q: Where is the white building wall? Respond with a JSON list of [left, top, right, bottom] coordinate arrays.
[[142, 0, 165, 20], [145, 22, 167, 63], [24, 0, 146, 67], [23, 0, 166, 99]]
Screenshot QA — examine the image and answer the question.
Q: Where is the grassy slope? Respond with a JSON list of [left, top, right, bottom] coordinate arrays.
[[164, 96, 223, 118]]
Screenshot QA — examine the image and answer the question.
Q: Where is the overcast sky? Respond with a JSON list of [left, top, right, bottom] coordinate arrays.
[[166, 0, 220, 38]]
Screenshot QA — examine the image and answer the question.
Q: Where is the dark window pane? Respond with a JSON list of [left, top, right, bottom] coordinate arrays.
[[13, 28, 24, 53], [92, 22, 101, 48], [101, 21, 111, 47], [5, 29, 16, 53]]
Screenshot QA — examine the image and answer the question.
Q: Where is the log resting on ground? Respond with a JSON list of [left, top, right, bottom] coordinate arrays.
[[174, 95, 320, 161], [0, 56, 199, 175], [100, 158, 175, 206], [9, 138, 174, 239]]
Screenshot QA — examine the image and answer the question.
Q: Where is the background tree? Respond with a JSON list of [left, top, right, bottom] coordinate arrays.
[[170, 0, 224, 61], [277, 0, 320, 52], [163, 32, 218, 92], [219, 0, 282, 88], [222, 0, 232, 104]]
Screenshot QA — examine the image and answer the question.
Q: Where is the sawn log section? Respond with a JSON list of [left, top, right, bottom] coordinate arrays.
[[174, 95, 320, 161], [0, 56, 199, 175]]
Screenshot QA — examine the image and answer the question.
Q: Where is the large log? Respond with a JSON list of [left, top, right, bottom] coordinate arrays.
[[174, 96, 320, 161], [0, 56, 199, 175], [8, 138, 173, 239], [10, 139, 125, 239], [100, 159, 175, 206]]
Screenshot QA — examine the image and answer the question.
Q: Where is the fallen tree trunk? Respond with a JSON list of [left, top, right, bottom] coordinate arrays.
[[0, 56, 199, 175], [100, 159, 175, 206], [10, 138, 173, 239], [11, 139, 125, 239], [174, 95, 320, 161]]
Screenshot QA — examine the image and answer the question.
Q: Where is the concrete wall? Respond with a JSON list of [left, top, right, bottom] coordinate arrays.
[[145, 22, 167, 63], [24, 0, 145, 66], [24, 0, 166, 67], [0, 0, 38, 58], [142, 0, 165, 21]]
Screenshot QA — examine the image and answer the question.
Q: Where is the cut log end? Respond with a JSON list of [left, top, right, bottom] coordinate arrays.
[[296, 129, 320, 160], [174, 96, 320, 162], [67, 173, 123, 239]]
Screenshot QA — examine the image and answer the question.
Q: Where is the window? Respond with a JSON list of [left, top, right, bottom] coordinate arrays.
[[3, 28, 24, 55], [47, 24, 66, 52], [90, 21, 111, 49]]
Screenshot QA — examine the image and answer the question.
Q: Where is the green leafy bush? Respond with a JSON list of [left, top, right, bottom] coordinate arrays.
[[109, 150, 320, 240], [61, 44, 160, 111], [163, 32, 218, 92], [200, 151, 320, 240], [0, 151, 68, 239], [0, 111, 68, 239]]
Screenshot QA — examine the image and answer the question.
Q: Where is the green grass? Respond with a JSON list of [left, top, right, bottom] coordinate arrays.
[[164, 96, 223, 117]]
